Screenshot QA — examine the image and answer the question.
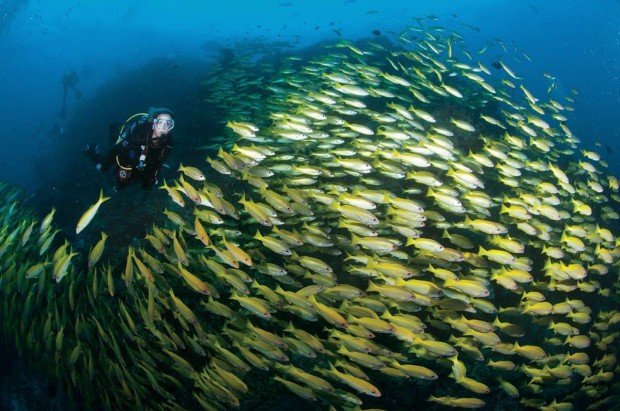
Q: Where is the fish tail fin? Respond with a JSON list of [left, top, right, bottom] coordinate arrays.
[[99, 189, 111, 203], [238, 193, 247, 205], [464, 214, 472, 225]]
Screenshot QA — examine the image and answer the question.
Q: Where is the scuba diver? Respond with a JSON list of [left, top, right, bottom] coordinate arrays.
[[84, 107, 174, 191], [59, 70, 82, 119]]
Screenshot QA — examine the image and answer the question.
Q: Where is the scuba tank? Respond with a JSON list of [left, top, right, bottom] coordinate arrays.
[[111, 113, 150, 171], [114, 112, 149, 146]]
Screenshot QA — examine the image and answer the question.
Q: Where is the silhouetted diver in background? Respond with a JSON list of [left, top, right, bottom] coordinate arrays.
[[59, 70, 82, 119]]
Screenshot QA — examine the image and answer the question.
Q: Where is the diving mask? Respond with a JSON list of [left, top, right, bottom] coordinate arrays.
[[154, 118, 175, 130]]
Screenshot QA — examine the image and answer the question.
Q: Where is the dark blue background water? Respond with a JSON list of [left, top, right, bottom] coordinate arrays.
[[0, 1, 618, 409], [0, 0, 618, 199]]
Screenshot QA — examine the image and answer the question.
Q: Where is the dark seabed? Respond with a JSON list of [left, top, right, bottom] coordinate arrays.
[[0, 1, 618, 411]]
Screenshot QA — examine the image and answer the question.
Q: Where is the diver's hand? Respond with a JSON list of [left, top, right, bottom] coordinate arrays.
[[84, 144, 103, 171], [83, 143, 100, 154]]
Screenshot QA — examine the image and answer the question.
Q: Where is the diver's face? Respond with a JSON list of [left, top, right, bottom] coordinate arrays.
[[152, 113, 174, 139]]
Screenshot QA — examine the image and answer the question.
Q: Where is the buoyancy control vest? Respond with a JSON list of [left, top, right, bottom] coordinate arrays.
[[114, 113, 151, 171]]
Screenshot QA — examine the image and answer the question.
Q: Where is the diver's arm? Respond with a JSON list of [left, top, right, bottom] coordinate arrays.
[[84, 144, 106, 170], [100, 146, 116, 172], [162, 137, 173, 161], [150, 139, 173, 185]]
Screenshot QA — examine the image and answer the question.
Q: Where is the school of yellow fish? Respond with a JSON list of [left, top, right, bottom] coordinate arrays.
[[0, 20, 619, 410]]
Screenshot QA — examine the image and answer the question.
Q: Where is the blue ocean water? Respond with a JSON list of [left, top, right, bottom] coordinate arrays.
[[0, 0, 617, 193], [0, 1, 618, 410]]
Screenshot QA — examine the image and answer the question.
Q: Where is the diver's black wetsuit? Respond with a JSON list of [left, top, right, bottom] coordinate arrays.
[[86, 115, 173, 190]]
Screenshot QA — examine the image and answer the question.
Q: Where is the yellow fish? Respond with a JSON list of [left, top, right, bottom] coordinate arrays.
[[76, 189, 110, 234], [87, 232, 108, 269], [178, 162, 205, 181]]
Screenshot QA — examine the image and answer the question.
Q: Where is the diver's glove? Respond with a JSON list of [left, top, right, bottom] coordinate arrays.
[[84, 144, 103, 170], [83, 143, 100, 153], [83, 143, 100, 156]]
